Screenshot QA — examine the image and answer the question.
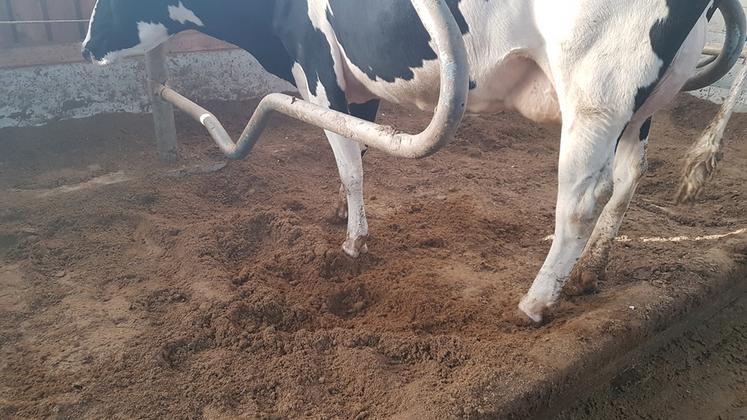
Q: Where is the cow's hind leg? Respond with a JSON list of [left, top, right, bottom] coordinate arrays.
[[518, 110, 628, 323], [564, 119, 651, 295]]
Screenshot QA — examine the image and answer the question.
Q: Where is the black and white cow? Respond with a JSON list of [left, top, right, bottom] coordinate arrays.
[[82, 0, 744, 323]]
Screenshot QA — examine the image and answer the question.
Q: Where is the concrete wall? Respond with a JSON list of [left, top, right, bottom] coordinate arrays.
[[0, 49, 293, 129], [689, 0, 747, 110]]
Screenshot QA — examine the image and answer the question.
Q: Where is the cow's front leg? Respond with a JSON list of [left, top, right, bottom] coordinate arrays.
[[326, 131, 369, 257], [335, 143, 368, 221], [565, 119, 650, 296], [518, 113, 624, 323], [335, 100, 380, 222], [287, 58, 370, 256]]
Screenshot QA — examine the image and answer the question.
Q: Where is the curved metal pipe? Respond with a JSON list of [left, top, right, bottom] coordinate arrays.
[[684, 0, 746, 91], [157, 0, 470, 159], [697, 54, 718, 69]]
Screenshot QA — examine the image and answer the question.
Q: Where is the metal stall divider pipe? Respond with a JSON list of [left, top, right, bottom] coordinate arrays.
[[143, 0, 470, 163], [145, 44, 178, 163]]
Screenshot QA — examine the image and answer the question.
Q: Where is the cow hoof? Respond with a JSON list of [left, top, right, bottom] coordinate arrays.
[[510, 308, 542, 327], [336, 204, 348, 221], [342, 236, 368, 258], [564, 267, 600, 297], [516, 297, 550, 325]]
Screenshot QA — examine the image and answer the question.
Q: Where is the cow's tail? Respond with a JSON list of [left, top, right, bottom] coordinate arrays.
[[676, 0, 746, 203], [683, 0, 746, 91], [677, 58, 747, 203]]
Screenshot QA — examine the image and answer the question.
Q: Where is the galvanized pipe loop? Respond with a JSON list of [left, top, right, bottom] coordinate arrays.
[[155, 0, 470, 159]]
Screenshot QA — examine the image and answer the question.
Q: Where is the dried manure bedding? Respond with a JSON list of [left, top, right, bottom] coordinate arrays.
[[1, 94, 745, 418]]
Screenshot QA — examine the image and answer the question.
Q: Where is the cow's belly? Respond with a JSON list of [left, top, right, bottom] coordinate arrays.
[[323, 0, 559, 122], [342, 52, 561, 124], [468, 54, 560, 123]]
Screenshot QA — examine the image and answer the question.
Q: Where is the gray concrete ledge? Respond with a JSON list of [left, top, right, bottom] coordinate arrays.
[[1, 49, 293, 129]]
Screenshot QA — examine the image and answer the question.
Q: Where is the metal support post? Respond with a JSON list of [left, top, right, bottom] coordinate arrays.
[[145, 44, 178, 163]]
